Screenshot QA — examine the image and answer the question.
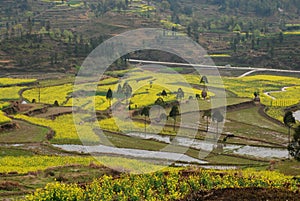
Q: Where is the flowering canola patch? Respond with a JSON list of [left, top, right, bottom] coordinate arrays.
[[25, 168, 300, 200]]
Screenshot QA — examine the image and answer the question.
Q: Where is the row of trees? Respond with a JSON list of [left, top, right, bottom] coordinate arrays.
[[141, 104, 179, 132], [104, 75, 214, 132], [106, 82, 133, 107], [106, 75, 209, 109], [140, 103, 224, 134]]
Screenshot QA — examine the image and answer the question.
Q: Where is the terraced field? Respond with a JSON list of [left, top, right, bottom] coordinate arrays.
[[0, 70, 299, 200], [0, 0, 300, 199]]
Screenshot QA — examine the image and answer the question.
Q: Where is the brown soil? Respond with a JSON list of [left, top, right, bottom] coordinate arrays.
[[181, 187, 300, 201]]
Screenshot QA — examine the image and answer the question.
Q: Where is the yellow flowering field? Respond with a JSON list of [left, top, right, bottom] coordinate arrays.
[[240, 75, 300, 84], [15, 114, 100, 144], [270, 86, 300, 100], [184, 73, 300, 107], [99, 117, 159, 134], [130, 84, 177, 108], [25, 168, 300, 200], [0, 110, 11, 124], [265, 107, 285, 122], [23, 84, 73, 105], [283, 31, 300, 35], [66, 96, 112, 111], [0, 101, 10, 109], [223, 75, 298, 97], [267, 99, 299, 107], [0, 156, 97, 174], [0, 86, 24, 100], [207, 54, 231, 57], [25, 78, 117, 110], [0, 155, 163, 175], [0, 78, 36, 86], [69, 69, 210, 111], [222, 75, 300, 106], [98, 77, 119, 85], [120, 70, 208, 107]]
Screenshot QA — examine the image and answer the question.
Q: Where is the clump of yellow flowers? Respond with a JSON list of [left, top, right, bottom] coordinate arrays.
[[26, 168, 300, 201]]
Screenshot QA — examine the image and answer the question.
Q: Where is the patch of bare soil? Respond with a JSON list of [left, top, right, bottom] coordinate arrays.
[[181, 187, 300, 201]]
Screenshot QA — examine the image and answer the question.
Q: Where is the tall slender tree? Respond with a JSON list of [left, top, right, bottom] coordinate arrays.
[[200, 76, 208, 85], [122, 82, 132, 104], [161, 89, 167, 97], [155, 97, 164, 115], [212, 110, 224, 135], [176, 88, 184, 100], [200, 76, 208, 100], [202, 110, 211, 132], [106, 88, 113, 108], [284, 111, 296, 147], [169, 105, 180, 131], [201, 89, 208, 100], [116, 84, 122, 94], [141, 106, 150, 132]]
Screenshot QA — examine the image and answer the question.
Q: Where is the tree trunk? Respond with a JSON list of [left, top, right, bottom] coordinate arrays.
[[173, 117, 176, 131], [144, 116, 146, 133], [288, 127, 291, 144], [206, 117, 208, 132], [288, 126, 290, 159]]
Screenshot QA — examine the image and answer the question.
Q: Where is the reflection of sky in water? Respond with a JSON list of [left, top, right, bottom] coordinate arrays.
[[53, 144, 207, 164], [126, 133, 287, 159], [125, 133, 241, 152], [294, 110, 300, 121], [54, 130, 289, 160], [234, 146, 288, 159]]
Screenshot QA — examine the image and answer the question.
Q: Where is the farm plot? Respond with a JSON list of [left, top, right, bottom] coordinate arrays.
[[0, 86, 24, 100], [270, 86, 300, 100], [0, 78, 36, 86], [23, 84, 73, 105], [15, 114, 100, 144]]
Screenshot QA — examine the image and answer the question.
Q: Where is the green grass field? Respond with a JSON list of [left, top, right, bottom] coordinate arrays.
[[226, 107, 286, 133], [0, 120, 48, 143]]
